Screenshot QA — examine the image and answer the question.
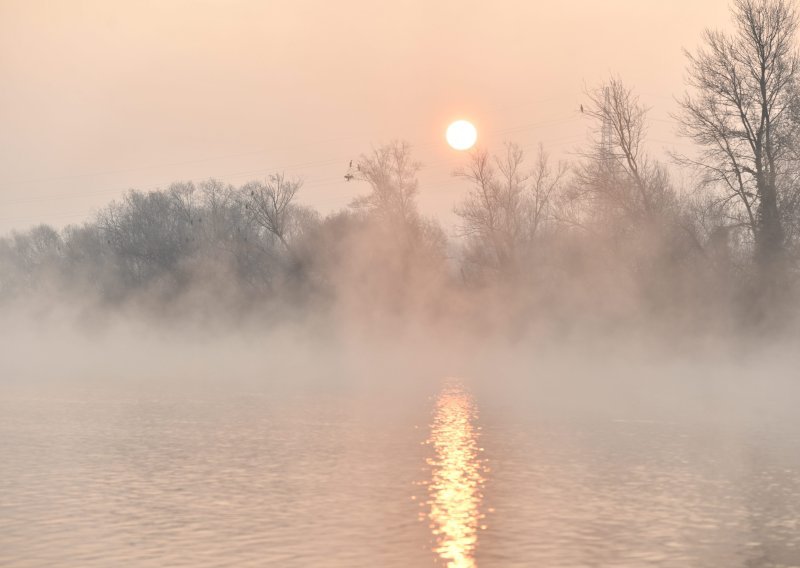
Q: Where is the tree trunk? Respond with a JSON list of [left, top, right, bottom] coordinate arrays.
[[755, 178, 784, 270]]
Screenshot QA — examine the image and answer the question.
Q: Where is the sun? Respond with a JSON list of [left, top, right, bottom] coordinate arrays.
[[446, 120, 477, 151]]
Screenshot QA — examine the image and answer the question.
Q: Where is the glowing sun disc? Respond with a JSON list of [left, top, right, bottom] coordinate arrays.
[[446, 120, 477, 150]]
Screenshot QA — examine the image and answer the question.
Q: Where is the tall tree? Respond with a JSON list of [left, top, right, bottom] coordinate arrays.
[[677, 0, 800, 272]]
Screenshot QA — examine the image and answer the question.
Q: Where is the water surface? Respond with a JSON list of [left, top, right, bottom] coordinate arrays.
[[1, 374, 799, 567]]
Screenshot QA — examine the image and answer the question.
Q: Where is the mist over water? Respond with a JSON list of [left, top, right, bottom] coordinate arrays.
[[3, 317, 800, 566]]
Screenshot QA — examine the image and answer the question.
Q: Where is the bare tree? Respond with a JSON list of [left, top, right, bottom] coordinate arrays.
[[578, 77, 675, 224], [676, 0, 800, 271], [351, 140, 422, 228], [349, 139, 448, 262], [454, 142, 565, 276], [0, 225, 63, 294], [98, 189, 197, 286], [528, 145, 569, 240], [243, 173, 304, 253]]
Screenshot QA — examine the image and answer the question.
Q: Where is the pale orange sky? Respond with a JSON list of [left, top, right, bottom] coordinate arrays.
[[0, 0, 732, 233]]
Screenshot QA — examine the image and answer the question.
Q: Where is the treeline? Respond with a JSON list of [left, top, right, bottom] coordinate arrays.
[[0, 146, 451, 326], [2, 0, 799, 333]]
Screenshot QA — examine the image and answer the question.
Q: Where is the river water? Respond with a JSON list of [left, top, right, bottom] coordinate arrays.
[[1, 372, 799, 567]]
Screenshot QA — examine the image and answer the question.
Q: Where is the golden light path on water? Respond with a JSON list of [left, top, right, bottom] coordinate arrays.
[[425, 380, 486, 568]]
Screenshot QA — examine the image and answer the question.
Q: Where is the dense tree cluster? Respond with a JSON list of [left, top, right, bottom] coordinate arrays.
[[2, 0, 799, 332]]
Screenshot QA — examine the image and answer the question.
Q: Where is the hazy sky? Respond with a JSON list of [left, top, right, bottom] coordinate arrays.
[[1, 0, 732, 233]]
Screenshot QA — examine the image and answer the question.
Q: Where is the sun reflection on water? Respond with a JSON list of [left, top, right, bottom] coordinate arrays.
[[425, 380, 486, 568]]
